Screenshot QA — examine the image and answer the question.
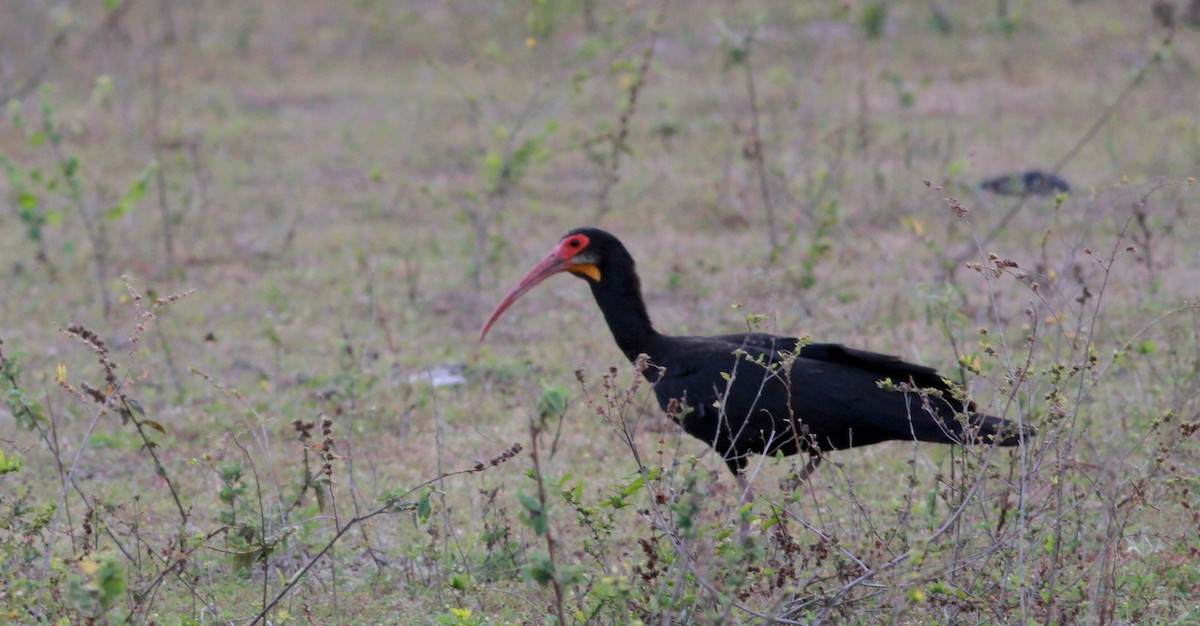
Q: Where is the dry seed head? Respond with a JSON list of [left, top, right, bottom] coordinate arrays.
[[64, 323, 109, 355], [58, 379, 89, 404], [293, 419, 315, 442], [155, 289, 196, 308], [319, 417, 336, 478], [80, 381, 108, 404], [122, 276, 143, 307], [488, 443, 523, 467], [666, 397, 682, 420]]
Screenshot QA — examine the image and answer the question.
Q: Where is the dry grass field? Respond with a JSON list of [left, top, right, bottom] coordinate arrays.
[[1, 1, 1198, 624]]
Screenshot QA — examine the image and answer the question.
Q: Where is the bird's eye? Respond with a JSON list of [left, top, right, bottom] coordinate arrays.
[[569, 238, 581, 248]]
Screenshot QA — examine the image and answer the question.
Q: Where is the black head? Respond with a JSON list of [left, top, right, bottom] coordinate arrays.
[[554, 227, 636, 284], [479, 227, 638, 340]]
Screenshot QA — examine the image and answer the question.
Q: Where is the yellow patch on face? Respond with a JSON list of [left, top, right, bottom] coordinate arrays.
[[569, 263, 601, 282]]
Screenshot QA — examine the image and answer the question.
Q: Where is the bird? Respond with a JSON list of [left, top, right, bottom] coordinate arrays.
[[479, 227, 1032, 480], [980, 170, 1070, 196]]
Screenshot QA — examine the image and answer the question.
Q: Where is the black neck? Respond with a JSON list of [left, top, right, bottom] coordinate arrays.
[[587, 272, 661, 362]]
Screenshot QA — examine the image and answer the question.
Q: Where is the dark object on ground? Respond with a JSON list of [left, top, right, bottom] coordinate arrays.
[[480, 228, 1032, 477], [1158, 0, 1200, 27], [1153, 0, 1175, 28], [1186, 0, 1200, 27], [981, 170, 1071, 196]]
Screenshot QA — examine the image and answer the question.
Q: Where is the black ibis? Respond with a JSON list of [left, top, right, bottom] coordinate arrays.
[[980, 170, 1070, 196], [480, 227, 1031, 479]]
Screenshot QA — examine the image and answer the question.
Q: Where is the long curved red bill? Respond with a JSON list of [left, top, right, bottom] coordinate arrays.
[[479, 252, 569, 341]]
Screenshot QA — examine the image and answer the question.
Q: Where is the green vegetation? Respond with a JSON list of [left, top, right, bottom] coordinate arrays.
[[1, 2, 1197, 624]]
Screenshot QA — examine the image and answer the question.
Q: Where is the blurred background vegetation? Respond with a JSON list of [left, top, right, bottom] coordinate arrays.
[[1, 1, 1197, 624]]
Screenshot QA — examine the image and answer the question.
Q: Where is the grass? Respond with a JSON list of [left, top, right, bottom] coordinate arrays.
[[1, 1, 1198, 624]]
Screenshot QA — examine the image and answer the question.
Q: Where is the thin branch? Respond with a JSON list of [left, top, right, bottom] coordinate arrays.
[[593, 0, 670, 220], [249, 451, 519, 625]]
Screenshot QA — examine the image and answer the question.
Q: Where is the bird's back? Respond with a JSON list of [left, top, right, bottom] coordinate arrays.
[[643, 333, 1026, 472]]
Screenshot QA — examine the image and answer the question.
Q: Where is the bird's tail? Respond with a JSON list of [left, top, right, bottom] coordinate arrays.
[[964, 413, 1033, 447]]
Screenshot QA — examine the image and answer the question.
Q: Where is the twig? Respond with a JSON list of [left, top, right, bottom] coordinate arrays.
[[150, 6, 175, 269], [249, 452, 519, 625], [593, 0, 670, 220], [153, 317, 184, 399], [122, 524, 229, 623], [528, 410, 568, 626], [738, 27, 779, 254]]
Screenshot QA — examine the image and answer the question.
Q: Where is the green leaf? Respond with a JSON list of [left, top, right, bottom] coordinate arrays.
[[6, 100, 23, 127], [107, 163, 156, 220], [727, 45, 746, 67], [417, 489, 432, 521], [536, 384, 569, 418], [620, 475, 645, 497], [17, 192, 37, 210], [124, 172, 150, 204], [0, 450, 24, 474], [91, 75, 115, 106], [314, 481, 327, 512], [525, 552, 555, 585], [93, 554, 127, 609], [482, 151, 502, 182], [517, 491, 548, 536]]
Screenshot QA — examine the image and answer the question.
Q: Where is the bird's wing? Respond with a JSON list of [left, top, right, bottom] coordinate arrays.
[[709, 333, 802, 355], [797, 343, 955, 392], [682, 336, 957, 391], [706, 338, 955, 387], [789, 344, 1009, 445]]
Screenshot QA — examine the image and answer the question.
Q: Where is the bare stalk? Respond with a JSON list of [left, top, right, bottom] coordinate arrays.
[[528, 412, 568, 626], [249, 448, 521, 625], [593, 0, 670, 220], [738, 28, 779, 254]]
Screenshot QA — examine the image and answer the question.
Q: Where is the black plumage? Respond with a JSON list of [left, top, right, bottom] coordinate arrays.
[[480, 228, 1031, 476], [980, 170, 1070, 196]]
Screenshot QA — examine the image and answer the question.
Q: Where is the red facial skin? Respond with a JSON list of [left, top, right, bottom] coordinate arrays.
[[479, 233, 595, 341]]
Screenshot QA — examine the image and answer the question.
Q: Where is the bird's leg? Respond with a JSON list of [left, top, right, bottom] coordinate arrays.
[[736, 471, 753, 542], [736, 471, 753, 504], [726, 455, 754, 502], [796, 453, 823, 482], [727, 455, 760, 541]]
